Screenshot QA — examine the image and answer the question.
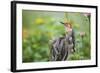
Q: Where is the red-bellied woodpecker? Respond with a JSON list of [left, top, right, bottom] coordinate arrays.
[[50, 22, 75, 61]]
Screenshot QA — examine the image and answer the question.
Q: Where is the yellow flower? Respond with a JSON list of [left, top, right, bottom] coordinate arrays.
[[22, 29, 29, 38], [35, 18, 44, 24]]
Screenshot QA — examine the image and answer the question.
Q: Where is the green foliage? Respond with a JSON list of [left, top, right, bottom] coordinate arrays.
[[22, 10, 91, 62]]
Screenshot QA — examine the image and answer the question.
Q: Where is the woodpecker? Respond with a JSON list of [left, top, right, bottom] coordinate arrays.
[[50, 21, 75, 61]]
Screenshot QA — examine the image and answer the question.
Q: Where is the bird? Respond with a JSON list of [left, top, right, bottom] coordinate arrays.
[[50, 21, 75, 61]]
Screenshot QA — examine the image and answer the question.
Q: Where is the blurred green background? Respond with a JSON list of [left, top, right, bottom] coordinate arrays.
[[22, 10, 91, 63]]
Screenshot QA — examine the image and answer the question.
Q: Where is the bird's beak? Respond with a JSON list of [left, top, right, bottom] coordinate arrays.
[[60, 22, 66, 26], [60, 21, 64, 24]]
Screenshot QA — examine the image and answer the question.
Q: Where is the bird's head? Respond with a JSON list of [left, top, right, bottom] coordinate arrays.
[[60, 21, 72, 32]]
